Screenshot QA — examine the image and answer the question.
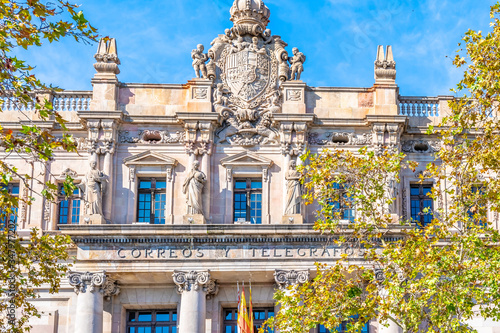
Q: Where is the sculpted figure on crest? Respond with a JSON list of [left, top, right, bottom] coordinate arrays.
[[191, 44, 209, 79], [289, 47, 306, 81]]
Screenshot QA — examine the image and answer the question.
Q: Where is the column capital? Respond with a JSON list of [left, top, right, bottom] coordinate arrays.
[[68, 271, 120, 297], [274, 269, 309, 290], [69, 271, 106, 294], [173, 270, 218, 296]]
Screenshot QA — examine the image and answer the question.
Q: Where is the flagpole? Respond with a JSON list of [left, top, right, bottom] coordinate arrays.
[[249, 280, 254, 333]]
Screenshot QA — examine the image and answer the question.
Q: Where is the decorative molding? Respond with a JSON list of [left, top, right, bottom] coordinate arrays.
[[119, 130, 185, 144], [308, 132, 373, 146], [401, 139, 441, 154], [193, 88, 208, 100], [220, 151, 274, 169], [286, 89, 302, 101], [60, 168, 78, 178], [173, 271, 217, 297], [102, 277, 120, 299], [274, 269, 309, 290]]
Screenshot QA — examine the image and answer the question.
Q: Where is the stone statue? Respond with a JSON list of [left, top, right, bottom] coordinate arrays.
[[285, 160, 301, 215], [250, 37, 266, 55], [289, 47, 306, 81], [82, 161, 108, 216], [183, 161, 206, 215], [191, 44, 209, 79]]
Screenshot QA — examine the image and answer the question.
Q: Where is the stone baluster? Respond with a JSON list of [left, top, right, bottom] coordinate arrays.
[[173, 270, 218, 333], [68, 271, 120, 333]]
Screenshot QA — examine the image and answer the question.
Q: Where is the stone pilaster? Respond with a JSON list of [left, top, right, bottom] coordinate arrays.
[[173, 270, 218, 333], [68, 271, 120, 333]]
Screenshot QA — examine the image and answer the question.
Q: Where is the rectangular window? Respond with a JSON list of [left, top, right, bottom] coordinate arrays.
[[223, 308, 274, 333], [233, 179, 262, 224], [126, 310, 177, 333], [137, 178, 167, 224], [58, 185, 81, 225], [330, 183, 355, 223], [318, 319, 369, 333], [468, 186, 487, 226], [0, 183, 19, 229], [410, 184, 433, 227]]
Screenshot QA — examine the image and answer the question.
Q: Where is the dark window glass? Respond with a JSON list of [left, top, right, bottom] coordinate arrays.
[[0, 184, 19, 229], [319, 317, 370, 333], [233, 179, 262, 224], [58, 186, 81, 225], [468, 186, 487, 226], [223, 308, 274, 333], [126, 310, 177, 333], [330, 183, 355, 223], [137, 178, 167, 224], [410, 184, 433, 227]]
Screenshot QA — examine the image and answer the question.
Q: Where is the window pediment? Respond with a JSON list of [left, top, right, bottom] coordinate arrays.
[[124, 151, 178, 167], [220, 152, 273, 169]]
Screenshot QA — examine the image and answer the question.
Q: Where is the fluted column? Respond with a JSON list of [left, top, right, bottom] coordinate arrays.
[[173, 270, 218, 333], [68, 271, 120, 333]]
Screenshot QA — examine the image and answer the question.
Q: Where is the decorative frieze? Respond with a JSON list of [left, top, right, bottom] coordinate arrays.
[[401, 139, 441, 154], [118, 130, 185, 144], [308, 131, 373, 146], [274, 269, 309, 290]]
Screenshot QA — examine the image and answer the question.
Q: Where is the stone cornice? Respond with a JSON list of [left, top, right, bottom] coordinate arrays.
[[56, 224, 407, 244]]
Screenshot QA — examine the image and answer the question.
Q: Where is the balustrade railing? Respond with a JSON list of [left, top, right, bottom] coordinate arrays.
[[399, 96, 439, 117], [52, 91, 92, 111], [0, 91, 92, 112]]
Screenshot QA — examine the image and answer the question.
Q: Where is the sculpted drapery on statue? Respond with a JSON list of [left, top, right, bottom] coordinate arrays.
[[81, 161, 108, 216], [183, 161, 206, 215], [285, 160, 302, 215], [193, 0, 306, 147]]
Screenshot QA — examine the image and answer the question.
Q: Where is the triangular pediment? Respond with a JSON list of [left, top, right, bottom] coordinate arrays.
[[124, 151, 178, 167], [220, 152, 273, 168]]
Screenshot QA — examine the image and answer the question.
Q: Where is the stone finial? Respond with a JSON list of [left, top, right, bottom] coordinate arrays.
[[68, 271, 106, 294], [173, 271, 218, 296], [274, 269, 309, 290], [374, 45, 396, 84], [94, 38, 120, 75]]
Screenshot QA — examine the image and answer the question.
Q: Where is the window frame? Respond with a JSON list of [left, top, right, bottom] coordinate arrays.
[[137, 178, 167, 225], [223, 307, 275, 333], [126, 309, 178, 333], [57, 184, 82, 225], [233, 178, 263, 224], [329, 182, 355, 223], [410, 183, 434, 227], [0, 183, 20, 229]]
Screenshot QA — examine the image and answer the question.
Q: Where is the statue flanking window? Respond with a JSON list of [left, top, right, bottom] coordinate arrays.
[[183, 161, 207, 224], [80, 160, 108, 224], [285, 160, 301, 215]]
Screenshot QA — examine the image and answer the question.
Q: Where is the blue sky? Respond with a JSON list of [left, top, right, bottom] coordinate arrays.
[[20, 0, 497, 96]]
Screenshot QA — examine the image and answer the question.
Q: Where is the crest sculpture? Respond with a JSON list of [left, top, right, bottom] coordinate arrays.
[[192, 0, 306, 147]]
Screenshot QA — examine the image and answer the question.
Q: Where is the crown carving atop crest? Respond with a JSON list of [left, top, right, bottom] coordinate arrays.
[[230, 0, 271, 36]]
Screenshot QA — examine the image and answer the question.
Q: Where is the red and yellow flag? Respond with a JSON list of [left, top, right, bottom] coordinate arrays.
[[249, 283, 254, 333], [238, 284, 252, 333]]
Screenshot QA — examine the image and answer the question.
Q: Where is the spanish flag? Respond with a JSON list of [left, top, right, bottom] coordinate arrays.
[[238, 283, 252, 333]]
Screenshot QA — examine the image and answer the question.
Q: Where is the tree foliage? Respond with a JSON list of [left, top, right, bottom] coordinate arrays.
[[0, 1, 97, 331], [266, 2, 500, 333]]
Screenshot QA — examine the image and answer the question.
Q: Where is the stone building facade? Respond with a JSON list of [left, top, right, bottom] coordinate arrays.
[[1, 0, 498, 332]]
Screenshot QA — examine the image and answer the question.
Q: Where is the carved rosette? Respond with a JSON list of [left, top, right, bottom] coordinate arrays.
[[274, 270, 309, 290], [68, 271, 106, 294], [173, 271, 218, 296]]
